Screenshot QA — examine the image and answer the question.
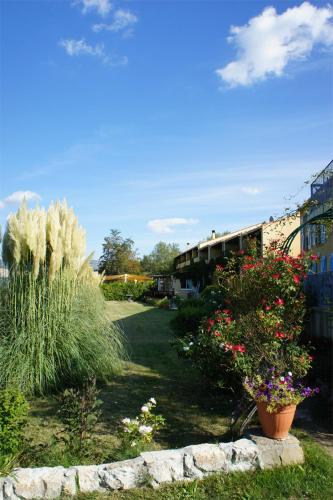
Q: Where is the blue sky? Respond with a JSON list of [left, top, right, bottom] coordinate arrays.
[[1, 0, 333, 258]]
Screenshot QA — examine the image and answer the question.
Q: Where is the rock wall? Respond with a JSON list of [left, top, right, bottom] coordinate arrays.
[[0, 433, 304, 499]]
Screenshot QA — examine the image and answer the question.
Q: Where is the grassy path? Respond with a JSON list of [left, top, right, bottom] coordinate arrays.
[[100, 301, 231, 449]]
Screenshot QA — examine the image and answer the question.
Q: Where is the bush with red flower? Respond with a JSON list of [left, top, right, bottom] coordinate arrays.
[[179, 242, 316, 389]]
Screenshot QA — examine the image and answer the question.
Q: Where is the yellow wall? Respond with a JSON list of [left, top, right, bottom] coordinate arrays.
[[262, 215, 301, 257]]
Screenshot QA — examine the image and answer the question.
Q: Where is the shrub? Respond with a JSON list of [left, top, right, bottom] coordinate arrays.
[[170, 298, 208, 338], [57, 378, 102, 453], [0, 202, 126, 395], [181, 244, 316, 390], [0, 388, 28, 456], [100, 281, 153, 301]]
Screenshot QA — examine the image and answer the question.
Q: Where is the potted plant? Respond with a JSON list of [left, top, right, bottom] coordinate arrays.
[[244, 369, 319, 439]]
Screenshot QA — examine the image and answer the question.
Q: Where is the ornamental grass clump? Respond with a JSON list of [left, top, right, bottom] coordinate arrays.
[[0, 201, 125, 395]]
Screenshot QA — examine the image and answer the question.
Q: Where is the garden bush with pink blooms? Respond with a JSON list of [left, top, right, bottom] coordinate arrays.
[[176, 242, 319, 390]]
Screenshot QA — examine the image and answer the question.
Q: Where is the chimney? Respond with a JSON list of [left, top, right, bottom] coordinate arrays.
[[211, 230, 216, 240]]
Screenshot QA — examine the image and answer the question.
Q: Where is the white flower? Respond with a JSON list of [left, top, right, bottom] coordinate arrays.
[[131, 441, 136, 447], [141, 405, 149, 413], [189, 342, 194, 346], [280, 376, 285, 382], [122, 418, 131, 425], [149, 397, 156, 405], [183, 346, 190, 351], [288, 371, 292, 376], [139, 425, 153, 434]]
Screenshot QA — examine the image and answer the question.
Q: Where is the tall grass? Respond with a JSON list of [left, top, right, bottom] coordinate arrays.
[[0, 201, 126, 395]]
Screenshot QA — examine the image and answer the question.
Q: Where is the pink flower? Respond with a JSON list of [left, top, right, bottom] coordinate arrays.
[[293, 275, 301, 284], [275, 298, 284, 306]]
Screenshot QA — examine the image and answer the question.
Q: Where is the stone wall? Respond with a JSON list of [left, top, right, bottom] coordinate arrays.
[[0, 433, 304, 499]]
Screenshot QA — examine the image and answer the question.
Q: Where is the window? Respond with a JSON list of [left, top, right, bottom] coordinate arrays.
[[320, 225, 327, 245], [180, 278, 193, 290]]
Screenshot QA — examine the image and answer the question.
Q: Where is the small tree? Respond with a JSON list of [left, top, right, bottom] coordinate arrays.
[[98, 229, 141, 275], [141, 242, 180, 275]]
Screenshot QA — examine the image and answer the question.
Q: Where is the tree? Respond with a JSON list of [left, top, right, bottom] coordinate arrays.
[[141, 242, 180, 275], [98, 229, 141, 275]]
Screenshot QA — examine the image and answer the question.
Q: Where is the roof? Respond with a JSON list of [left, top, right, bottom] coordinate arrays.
[[176, 221, 265, 258]]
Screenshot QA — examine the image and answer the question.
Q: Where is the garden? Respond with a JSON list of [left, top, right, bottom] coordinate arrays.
[[0, 203, 332, 499]]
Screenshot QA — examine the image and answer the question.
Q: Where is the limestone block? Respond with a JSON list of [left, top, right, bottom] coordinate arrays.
[[99, 457, 146, 490], [61, 468, 77, 496], [183, 453, 203, 479], [10, 467, 65, 499], [72, 465, 101, 493], [2, 479, 19, 500], [248, 432, 304, 469], [141, 449, 184, 486], [183, 443, 227, 473]]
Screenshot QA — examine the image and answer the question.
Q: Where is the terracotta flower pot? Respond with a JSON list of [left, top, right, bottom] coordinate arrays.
[[257, 402, 296, 440]]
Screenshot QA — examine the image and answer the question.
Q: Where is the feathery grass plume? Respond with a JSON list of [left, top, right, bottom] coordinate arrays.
[[0, 201, 126, 394]]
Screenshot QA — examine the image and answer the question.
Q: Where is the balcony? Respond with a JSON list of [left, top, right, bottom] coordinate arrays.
[[310, 160, 333, 206]]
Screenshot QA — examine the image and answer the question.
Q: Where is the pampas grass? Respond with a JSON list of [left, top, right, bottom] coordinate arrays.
[[0, 201, 126, 395]]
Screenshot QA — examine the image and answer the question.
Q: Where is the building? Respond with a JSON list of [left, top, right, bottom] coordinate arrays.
[[173, 215, 300, 298], [301, 160, 333, 338]]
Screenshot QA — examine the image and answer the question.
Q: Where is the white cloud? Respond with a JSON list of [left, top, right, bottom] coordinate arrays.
[[241, 186, 261, 195], [59, 38, 127, 66], [74, 0, 112, 17], [147, 218, 199, 234], [59, 38, 105, 58], [93, 8, 138, 33], [0, 191, 41, 209], [217, 2, 333, 87]]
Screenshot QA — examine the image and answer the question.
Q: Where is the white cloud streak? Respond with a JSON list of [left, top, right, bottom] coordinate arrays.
[[217, 1, 333, 87], [241, 186, 261, 195], [0, 191, 41, 209], [74, 0, 112, 17], [93, 9, 138, 33], [59, 38, 127, 66], [147, 218, 199, 234]]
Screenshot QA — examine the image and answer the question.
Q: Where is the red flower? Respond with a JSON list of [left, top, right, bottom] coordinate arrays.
[[232, 344, 246, 353], [214, 332, 221, 337], [208, 319, 215, 327], [310, 254, 319, 261], [308, 355, 314, 361], [272, 273, 280, 280], [216, 265, 224, 271], [265, 305, 272, 311], [222, 309, 231, 315], [225, 317, 232, 325], [274, 298, 284, 306], [293, 275, 301, 284], [275, 331, 286, 339]]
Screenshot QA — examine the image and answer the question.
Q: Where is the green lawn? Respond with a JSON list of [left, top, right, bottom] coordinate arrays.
[[25, 302, 232, 466]]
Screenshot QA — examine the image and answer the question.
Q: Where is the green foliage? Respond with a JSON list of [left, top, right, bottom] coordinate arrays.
[[0, 388, 28, 456], [0, 266, 126, 395], [98, 229, 141, 275], [57, 378, 102, 453], [179, 244, 315, 391], [141, 242, 180, 275], [171, 298, 208, 338], [100, 281, 153, 301]]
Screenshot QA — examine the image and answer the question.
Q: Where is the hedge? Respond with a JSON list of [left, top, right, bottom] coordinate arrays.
[[100, 281, 153, 301]]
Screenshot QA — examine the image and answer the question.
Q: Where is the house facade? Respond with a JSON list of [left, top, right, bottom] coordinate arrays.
[[301, 161, 333, 338], [173, 215, 300, 298]]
